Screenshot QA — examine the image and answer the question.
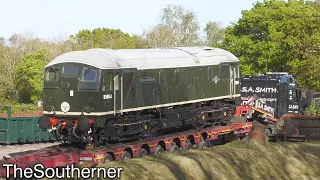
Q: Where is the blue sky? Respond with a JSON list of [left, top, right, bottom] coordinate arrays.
[[0, 0, 262, 40]]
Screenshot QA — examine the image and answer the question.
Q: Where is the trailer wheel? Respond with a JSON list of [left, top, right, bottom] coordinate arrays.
[[170, 145, 181, 153], [197, 141, 207, 149], [154, 145, 164, 155], [139, 149, 149, 157], [183, 142, 194, 150], [122, 151, 132, 161], [103, 154, 113, 164]]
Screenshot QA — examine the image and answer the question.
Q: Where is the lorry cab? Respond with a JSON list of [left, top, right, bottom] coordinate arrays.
[[240, 72, 308, 118], [263, 72, 296, 86]]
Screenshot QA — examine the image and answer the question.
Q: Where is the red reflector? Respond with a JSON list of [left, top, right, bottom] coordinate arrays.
[[49, 118, 58, 126]]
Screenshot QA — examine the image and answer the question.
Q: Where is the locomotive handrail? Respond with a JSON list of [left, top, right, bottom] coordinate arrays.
[[233, 67, 236, 97], [121, 74, 123, 115], [0, 105, 12, 118], [114, 76, 116, 116]]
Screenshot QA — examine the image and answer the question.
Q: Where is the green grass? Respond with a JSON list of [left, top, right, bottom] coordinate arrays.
[[93, 141, 320, 180], [41, 140, 320, 180]]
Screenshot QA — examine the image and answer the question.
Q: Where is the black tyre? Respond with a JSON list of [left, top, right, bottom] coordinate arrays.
[[170, 144, 181, 153], [182, 142, 194, 150], [122, 151, 132, 161], [104, 153, 113, 164], [197, 141, 207, 149], [155, 145, 165, 155], [139, 148, 149, 157]]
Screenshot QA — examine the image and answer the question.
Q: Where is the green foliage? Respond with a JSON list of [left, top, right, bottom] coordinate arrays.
[[70, 28, 149, 50], [222, 0, 320, 90], [143, 4, 203, 47], [0, 103, 39, 114], [204, 21, 225, 47], [15, 49, 49, 104], [1, 2, 320, 112], [305, 101, 320, 115]]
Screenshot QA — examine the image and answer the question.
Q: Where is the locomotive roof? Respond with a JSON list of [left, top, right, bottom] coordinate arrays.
[[45, 46, 239, 69]]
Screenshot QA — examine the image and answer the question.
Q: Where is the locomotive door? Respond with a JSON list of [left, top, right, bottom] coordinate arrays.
[[230, 65, 236, 97], [113, 72, 122, 115], [103, 68, 136, 116], [102, 71, 122, 116]]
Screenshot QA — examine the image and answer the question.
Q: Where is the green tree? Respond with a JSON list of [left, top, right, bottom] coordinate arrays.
[[222, 0, 320, 90], [0, 32, 73, 103], [15, 49, 49, 104], [143, 4, 202, 47], [0, 38, 9, 102], [70, 28, 149, 50], [204, 21, 225, 47], [305, 100, 320, 115]]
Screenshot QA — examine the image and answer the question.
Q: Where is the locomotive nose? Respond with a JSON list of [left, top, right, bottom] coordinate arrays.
[[38, 115, 51, 129]]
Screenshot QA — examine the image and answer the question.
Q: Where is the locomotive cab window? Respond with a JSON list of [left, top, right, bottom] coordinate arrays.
[[45, 69, 57, 81], [114, 74, 119, 90], [235, 64, 240, 79], [79, 67, 100, 90], [82, 68, 97, 81], [220, 64, 230, 80], [103, 72, 113, 91], [62, 65, 79, 76]]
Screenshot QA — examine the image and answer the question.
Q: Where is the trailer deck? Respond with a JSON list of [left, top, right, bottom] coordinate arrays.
[[0, 121, 252, 178]]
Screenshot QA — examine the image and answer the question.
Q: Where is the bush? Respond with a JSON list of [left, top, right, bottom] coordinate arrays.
[[0, 103, 39, 114], [305, 101, 320, 115]]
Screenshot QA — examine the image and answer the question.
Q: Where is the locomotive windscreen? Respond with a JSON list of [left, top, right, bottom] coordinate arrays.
[[240, 77, 280, 116]]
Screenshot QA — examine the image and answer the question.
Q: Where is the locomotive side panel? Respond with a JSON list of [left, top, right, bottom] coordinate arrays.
[[39, 47, 242, 146], [134, 64, 235, 110]]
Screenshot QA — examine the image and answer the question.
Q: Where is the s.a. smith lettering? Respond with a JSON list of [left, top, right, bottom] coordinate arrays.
[[241, 87, 278, 93]]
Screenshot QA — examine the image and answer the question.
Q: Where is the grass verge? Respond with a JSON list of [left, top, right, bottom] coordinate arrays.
[[94, 141, 320, 180]]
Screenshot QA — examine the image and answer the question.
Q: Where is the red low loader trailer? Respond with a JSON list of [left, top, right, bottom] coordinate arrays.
[[0, 121, 252, 178]]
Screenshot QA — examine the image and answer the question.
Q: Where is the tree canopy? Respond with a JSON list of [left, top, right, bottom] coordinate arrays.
[[143, 4, 203, 47], [70, 28, 150, 50], [15, 49, 49, 103], [222, 0, 320, 90], [0, 0, 320, 108]]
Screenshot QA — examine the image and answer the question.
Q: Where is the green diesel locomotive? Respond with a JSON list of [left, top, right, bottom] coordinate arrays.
[[38, 46, 241, 146]]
